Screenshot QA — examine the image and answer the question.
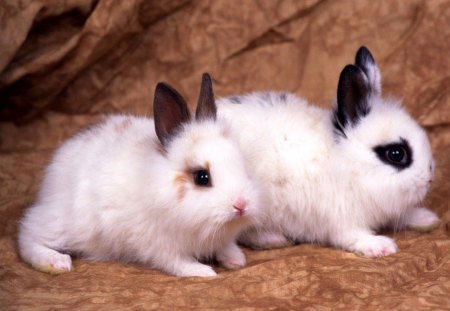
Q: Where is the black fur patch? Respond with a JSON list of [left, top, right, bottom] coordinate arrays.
[[373, 138, 413, 170], [334, 65, 371, 137], [332, 109, 347, 138], [355, 46, 376, 78], [229, 96, 242, 104], [278, 92, 288, 102]]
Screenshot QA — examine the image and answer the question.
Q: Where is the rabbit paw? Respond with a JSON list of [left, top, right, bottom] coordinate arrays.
[[239, 230, 293, 250], [406, 207, 440, 232], [216, 243, 246, 270], [352, 235, 398, 258], [174, 262, 217, 277], [33, 252, 73, 275]]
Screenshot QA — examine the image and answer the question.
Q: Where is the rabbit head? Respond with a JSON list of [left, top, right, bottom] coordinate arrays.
[[332, 47, 434, 222], [153, 73, 260, 240]]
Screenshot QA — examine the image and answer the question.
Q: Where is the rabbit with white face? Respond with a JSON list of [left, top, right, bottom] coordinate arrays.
[[217, 47, 439, 257], [18, 73, 260, 277]]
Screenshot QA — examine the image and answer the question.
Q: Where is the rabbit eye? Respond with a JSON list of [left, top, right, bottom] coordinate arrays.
[[386, 146, 406, 164], [192, 169, 212, 187], [373, 138, 413, 170]]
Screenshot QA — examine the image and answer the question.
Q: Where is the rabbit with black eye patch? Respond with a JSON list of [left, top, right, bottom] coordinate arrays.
[[18, 73, 261, 277], [217, 47, 439, 257]]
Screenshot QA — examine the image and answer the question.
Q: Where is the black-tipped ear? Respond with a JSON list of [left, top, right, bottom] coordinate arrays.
[[334, 65, 371, 134], [195, 73, 216, 121], [355, 46, 381, 95], [153, 82, 191, 147]]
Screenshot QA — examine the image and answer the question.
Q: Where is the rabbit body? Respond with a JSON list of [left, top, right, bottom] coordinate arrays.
[[19, 76, 259, 276], [216, 48, 439, 257]]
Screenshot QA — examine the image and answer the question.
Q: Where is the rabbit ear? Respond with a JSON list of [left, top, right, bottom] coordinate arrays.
[[153, 82, 191, 147], [355, 46, 381, 96], [334, 65, 371, 135], [195, 73, 217, 121]]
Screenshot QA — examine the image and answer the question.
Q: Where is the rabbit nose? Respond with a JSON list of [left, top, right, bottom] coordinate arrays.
[[233, 197, 247, 215]]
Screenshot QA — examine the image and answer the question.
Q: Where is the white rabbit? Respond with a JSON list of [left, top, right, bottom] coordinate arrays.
[[217, 47, 439, 257], [18, 73, 261, 276]]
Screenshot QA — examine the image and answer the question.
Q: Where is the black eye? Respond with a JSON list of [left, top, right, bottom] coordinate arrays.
[[386, 146, 406, 164], [192, 169, 211, 187], [373, 139, 413, 170]]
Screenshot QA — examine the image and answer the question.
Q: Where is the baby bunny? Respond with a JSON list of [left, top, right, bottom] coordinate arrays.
[[217, 47, 439, 257], [18, 73, 260, 276]]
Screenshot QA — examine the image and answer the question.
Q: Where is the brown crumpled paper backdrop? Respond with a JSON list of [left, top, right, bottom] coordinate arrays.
[[0, 0, 449, 309]]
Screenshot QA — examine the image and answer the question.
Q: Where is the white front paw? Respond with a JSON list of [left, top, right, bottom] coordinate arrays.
[[187, 264, 217, 277], [176, 263, 217, 277], [353, 235, 398, 258], [216, 244, 246, 270], [239, 230, 293, 250], [33, 252, 73, 275], [406, 207, 440, 232]]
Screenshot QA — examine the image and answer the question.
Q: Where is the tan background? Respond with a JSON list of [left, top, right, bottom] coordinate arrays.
[[0, 0, 449, 309]]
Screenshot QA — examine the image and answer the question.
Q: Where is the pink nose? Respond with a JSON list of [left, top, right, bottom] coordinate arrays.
[[233, 197, 247, 214]]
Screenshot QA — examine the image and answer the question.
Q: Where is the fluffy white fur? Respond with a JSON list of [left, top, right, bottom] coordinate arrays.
[[19, 92, 260, 277], [216, 49, 439, 257]]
